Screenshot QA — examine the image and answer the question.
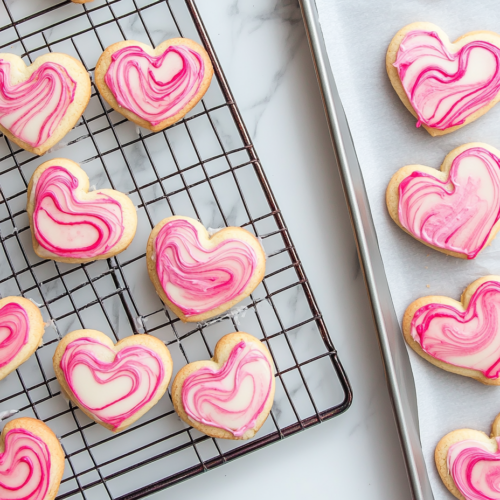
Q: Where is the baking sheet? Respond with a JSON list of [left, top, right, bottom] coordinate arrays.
[[315, 1, 500, 498]]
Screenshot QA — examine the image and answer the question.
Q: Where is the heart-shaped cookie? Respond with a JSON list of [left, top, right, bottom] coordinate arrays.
[[0, 417, 64, 500], [53, 329, 173, 432], [386, 22, 500, 136], [403, 276, 500, 385], [0, 296, 44, 381], [95, 38, 213, 132], [146, 216, 266, 323], [27, 158, 137, 264], [0, 52, 91, 155], [172, 332, 275, 440], [436, 412, 500, 500], [386, 143, 500, 259]]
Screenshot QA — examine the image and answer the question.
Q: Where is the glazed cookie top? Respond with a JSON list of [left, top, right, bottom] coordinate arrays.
[[397, 145, 500, 259], [393, 29, 500, 131], [0, 301, 29, 368], [104, 43, 205, 126], [154, 218, 259, 317], [0, 427, 51, 499], [60, 335, 166, 430], [0, 58, 76, 147], [182, 340, 273, 437]]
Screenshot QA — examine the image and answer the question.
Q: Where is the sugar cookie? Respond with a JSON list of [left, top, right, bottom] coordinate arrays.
[[0, 296, 44, 381], [27, 158, 137, 264], [95, 38, 213, 132], [0, 52, 91, 155], [386, 22, 500, 136], [172, 332, 275, 440], [436, 412, 500, 499], [403, 276, 500, 385], [0, 417, 64, 500], [146, 216, 266, 323], [386, 143, 500, 259], [53, 329, 173, 432]]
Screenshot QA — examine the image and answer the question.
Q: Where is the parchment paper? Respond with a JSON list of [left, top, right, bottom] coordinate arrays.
[[315, 1, 500, 498]]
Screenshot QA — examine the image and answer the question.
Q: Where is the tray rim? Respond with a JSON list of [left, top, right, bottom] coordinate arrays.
[[298, 1, 434, 499]]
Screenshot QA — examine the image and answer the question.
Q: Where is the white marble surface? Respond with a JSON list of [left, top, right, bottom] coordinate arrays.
[[148, 1, 412, 498]]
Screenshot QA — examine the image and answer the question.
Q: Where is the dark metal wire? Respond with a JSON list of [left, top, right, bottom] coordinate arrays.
[[0, 0, 352, 498]]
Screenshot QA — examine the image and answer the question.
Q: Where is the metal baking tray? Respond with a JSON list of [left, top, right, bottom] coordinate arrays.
[[299, 1, 434, 499], [0, 0, 352, 498]]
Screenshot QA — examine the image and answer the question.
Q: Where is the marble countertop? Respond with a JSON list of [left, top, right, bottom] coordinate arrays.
[[149, 1, 413, 498]]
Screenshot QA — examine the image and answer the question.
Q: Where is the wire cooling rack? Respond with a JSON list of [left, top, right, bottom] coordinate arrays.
[[0, 0, 352, 498]]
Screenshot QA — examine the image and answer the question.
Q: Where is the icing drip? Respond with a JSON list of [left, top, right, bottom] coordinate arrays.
[[60, 337, 165, 429], [0, 428, 50, 500], [448, 438, 500, 499], [182, 341, 272, 437], [398, 147, 500, 259], [33, 166, 124, 259], [394, 30, 500, 130], [104, 44, 204, 125], [411, 280, 500, 378], [0, 60, 76, 147], [0, 302, 29, 368], [154, 219, 257, 317]]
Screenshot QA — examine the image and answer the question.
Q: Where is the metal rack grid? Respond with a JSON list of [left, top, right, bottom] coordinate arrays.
[[0, 0, 352, 498]]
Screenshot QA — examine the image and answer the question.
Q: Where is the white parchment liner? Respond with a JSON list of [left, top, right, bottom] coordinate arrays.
[[316, 0, 500, 498]]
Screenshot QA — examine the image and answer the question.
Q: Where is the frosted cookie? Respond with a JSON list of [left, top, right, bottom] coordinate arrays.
[[95, 38, 213, 132], [146, 216, 266, 323], [27, 158, 137, 264], [386, 22, 500, 136], [436, 412, 500, 499], [0, 52, 91, 155], [53, 329, 173, 432], [0, 417, 64, 500], [386, 143, 500, 259], [172, 332, 275, 440], [0, 296, 44, 381], [403, 276, 500, 385]]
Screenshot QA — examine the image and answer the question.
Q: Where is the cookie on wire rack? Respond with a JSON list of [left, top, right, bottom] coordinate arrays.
[[172, 332, 275, 440], [146, 215, 266, 323], [0, 52, 91, 155], [95, 38, 213, 132]]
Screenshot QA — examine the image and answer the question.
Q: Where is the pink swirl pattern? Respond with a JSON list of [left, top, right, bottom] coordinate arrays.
[[448, 438, 500, 500], [0, 302, 29, 369], [394, 30, 500, 130], [60, 337, 165, 430], [33, 166, 124, 259], [182, 341, 272, 437], [398, 147, 500, 259], [104, 44, 204, 126], [154, 219, 257, 317], [411, 280, 500, 378], [0, 60, 76, 147], [0, 428, 50, 500]]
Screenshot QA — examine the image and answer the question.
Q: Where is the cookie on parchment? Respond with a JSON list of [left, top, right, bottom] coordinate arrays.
[[403, 276, 500, 385], [95, 38, 213, 132], [172, 332, 275, 440], [386, 143, 500, 259], [386, 22, 500, 136], [436, 413, 500, 500], [27, 158, 137, 264]]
